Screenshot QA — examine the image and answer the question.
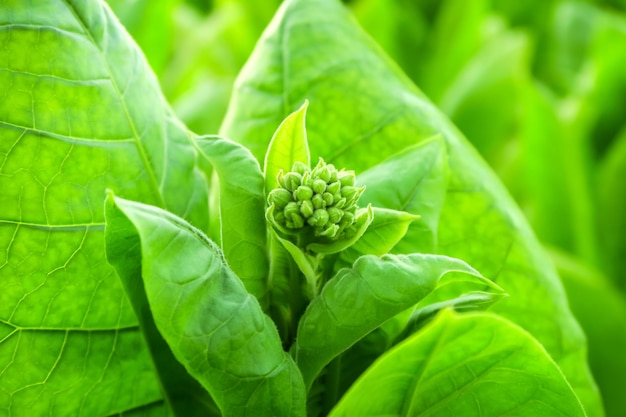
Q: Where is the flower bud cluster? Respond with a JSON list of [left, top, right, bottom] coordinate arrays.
[[267, 158, 365, 240]]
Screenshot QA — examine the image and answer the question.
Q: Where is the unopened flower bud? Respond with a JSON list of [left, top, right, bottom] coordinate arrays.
[[312, 194, 326, 210], [338, 172, 355, 187], [268, 188, 292, 210], [308, 209, 329, 227], [294, 185, 313, 201], [327, 164, 338, 182], [327, 181, 341, 195], [284, 201, 300, 218], [266, 155, 366, 244], [341, 186, 359, 201], [334, 197, 347, 209], [312, 158, 324, 176], [346, 186, 366, 207], [303, 173, 314, 188], [327, 207, 343, 223], [274, 210, 286, 224], [313, 179, 327, 194], [317, 165, 332, 182], [322, 192, 334, 206], [292, 161, 308, 175], [290, 213, 304, 228], [300, 199, 314, 218], [284, 172, 302, 191]]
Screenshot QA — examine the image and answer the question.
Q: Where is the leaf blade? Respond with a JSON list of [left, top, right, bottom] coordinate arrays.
[[263, 100, 310, 194], [357, 135, 447, 254], [336, 207, 420, 269], [194, 135, 269, 302], [329, 310, 587, 417], [294, 253, 501, 389], [106, 195, 306, 417], [104, 192, 218, 417], [0, 1, 210, 415]]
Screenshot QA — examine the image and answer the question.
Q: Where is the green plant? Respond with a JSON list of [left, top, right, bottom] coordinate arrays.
[[0, 0, 605, 416], [104, 104, 581, 416]]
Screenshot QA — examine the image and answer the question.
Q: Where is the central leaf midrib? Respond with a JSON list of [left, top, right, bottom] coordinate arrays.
[[61, 0, 166, 209]]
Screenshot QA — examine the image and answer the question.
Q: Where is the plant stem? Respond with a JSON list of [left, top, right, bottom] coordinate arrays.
[[288, 259, 305, 346]]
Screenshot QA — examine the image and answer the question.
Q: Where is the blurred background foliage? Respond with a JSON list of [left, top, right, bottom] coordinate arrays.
[[106, 0, 626, 415]]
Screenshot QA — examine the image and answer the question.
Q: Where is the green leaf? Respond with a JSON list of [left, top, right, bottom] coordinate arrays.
[[104, 192, 218, 417], [105, 195, 306, 417], [263, 100, 310, 195], [294, 253, 498, 389], [357, 136, 447, 254], [551, 247, 626, 417], [0, 1, 209, 415], [396, 269, 507, 341], [194, 135, 269, 303], [337, 207, 420, 268], [220, 0, 602, 412], [329, 309, 587, 417]]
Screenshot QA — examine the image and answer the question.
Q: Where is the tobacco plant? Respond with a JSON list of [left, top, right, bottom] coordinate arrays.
[[104, 102, 580, 416], [0, 0, 603, 416]]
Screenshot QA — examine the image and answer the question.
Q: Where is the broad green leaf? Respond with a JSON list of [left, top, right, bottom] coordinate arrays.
[[194, 135, 269, 302], [551, 247, 626, 417], [337, 207, 420, 268], [329, 310, 587, 417], [104, 192, 218, 417], [357, 136, 447, 254], [219, 0, 602, 412], [320, 266, 505, 415], [374, 260, 506, 350], [294, 253, 498, 389], [105, 195, 306, 417], [263, 100, 310, 195], [0, 1, 209, 415]]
